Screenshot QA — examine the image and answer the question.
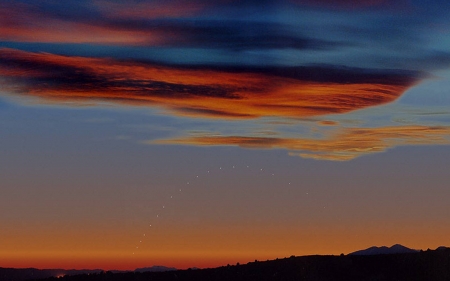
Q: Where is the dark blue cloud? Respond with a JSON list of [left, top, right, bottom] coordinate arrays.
[[1, 0, 450, 75], [106, 19, 345, 51]]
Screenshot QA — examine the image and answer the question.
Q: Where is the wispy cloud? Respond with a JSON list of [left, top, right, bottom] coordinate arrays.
[[150, 125, 450, 161], [93, 0, 208, 19], [0, 2, 164, 45], [0, 48, 423, 119], [291, 0, 393, 9], [0, 2, 343, 51]]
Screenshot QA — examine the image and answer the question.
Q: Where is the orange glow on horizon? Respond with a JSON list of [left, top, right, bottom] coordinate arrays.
[[2, 214, 449, 270], [1, 223, 449, 270]]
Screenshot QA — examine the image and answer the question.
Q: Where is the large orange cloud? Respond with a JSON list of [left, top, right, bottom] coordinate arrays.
[[0, 48, 421, 119], [151, 126, 450, 160]]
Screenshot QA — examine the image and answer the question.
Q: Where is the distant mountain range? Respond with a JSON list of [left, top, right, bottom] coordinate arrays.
[[348, 244, 419, 256], [133, 266, 177, 273]]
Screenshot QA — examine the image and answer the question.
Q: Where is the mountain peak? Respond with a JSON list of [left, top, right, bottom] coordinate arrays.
[[390, 244, 411, 250], [349, 244, 419, 256]]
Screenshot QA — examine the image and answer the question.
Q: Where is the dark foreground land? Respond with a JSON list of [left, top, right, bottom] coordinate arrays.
[[28, 248, 450, 281]]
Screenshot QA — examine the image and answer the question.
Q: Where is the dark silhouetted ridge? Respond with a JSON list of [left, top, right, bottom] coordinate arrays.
[[18, 247, 450, 281]]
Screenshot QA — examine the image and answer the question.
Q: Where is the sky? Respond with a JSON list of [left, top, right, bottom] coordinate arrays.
[[1, 0, 450, 271]]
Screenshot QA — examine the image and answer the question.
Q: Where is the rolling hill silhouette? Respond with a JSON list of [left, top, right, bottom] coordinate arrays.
[[10, 246, 448, 281]]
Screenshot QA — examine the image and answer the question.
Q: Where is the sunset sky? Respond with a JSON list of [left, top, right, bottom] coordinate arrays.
[[1, 0, 450, 270]]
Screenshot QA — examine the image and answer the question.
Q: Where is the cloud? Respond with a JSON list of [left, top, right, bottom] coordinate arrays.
[[0, 48, 423, 119], [290, 0, 401, 10], [92, 0, 208, 19], [2, 0, 448, 74], [150, 125, 450, 161], [0, 1, 342, 51], [130, 20, 343, 51], [0, 1, 207, 45], [318, 120, 338, 126]]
